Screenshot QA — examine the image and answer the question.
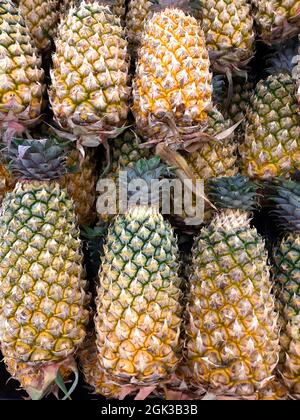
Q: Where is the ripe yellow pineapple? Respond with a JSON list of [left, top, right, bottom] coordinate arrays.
[[0, 0, 44, 140], [49, 0, 130, 147], [240, 42, 300, 179], [0, 138, 89, 399], [60, 149, 98, 226], [197, 0, 255, 76], [132, 1, 212, 148], [251, 0, 300, 45], [184, 176, 280, 397], [14, 0, 61, 51], [270, 179, 300, 398], [95, 158, 182, 394]]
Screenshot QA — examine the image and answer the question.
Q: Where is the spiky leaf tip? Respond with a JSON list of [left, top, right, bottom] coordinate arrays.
[[208, 175, 259, 211], [268, 178, 300, 234], [6, 137, 70, 181]]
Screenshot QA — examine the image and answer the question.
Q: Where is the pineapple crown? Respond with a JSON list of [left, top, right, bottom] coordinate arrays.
[[269, 179, 300, 234], [266, 38, 298, 76], [5, 137, 71, 181], [120, 157, 173, 206], [208, 175, 259, 211]]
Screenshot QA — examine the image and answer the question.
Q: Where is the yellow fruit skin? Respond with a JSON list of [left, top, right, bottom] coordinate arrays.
[[273, 234, 300, 398], [126, 0, 152, 56], [0, 181, 89, 397], [198, 0, 255, 73], [50, 1, 130, 146], [133, 8, 212, 146], [0, 0, 44, 134], [240, 73, 300, 180], [95, 206, 182, 387], [251, 0, 300, 44], [185, 210, 280, 396], [16, 0, 60, 51], [79, 333, 124, 398], [0, 163, 15, 204]]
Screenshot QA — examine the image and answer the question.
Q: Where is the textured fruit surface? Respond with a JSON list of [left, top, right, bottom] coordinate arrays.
[[60, 149, 97, 226], [126, 0, 152, 55], [0, 163, 15, 205], [185, 209, 279, 396], [185, 108, 238, 180], [240, 73, 300, 179], [50, 1, 130, 146], [198, 0, 254, 71], [79, 333, 123, 398], [17, 0, 60, 50], [0, 181, 89, 364], [133, 8, 212, 145], [95, 206, 182, 386], [0, 0, 44, 129], [273, 234, 300, 397], [251, 0, 300, 44]]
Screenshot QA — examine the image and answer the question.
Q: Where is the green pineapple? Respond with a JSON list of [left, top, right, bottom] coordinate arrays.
[[270, 179, 300, 398], [0, 137, 89, 399], [184, 176, 280, 396], [95, 158, 182, 393]]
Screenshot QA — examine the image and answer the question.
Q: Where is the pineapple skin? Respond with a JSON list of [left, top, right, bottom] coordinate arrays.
[[0, 163, 15, 205], [79, 333, 123, 398], [0, 0, 44, 131], [126, 0, 152, 56], [273, 234, 300, 397], [198, 0, 255, 73], [0, 181, 89, 392], [49, 1, 130, 146], [251, 0, 300, 45], [240, 73, 300, 179], [15, 0, 60, 51], [132, 8, 212, 145], [185, 108, 238, 180], [95, 206, 182, 386], [185, 209, 280, 396], [60, 149, 98, 226]]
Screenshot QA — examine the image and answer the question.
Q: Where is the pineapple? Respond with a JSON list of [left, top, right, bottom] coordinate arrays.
[[49, 0, 131, 147], [251, 0, 300, 45], [95, 158, 182, 393], [79, 333, 124, 398], [240, 42, 300, 179], [60, 148, 98, 226], [270, 179, 300, 398], [0, 0, 44, 139], [126, 0, 152, 56], [96, 130, 151, 223], [0, 137, 89, 399], [132, 1, 212, 148], [294, 34, 300, 104], [14, 0, 61, 51], [197, 0, 255, 76], [184, 108, 238, 180], [184, 176, 279, 396]]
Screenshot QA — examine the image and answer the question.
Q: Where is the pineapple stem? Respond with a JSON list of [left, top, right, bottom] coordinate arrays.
[[55, 368, 79, 401]]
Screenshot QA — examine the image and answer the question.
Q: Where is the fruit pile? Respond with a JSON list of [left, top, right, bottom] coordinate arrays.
[[0, 0, 299, 401]]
